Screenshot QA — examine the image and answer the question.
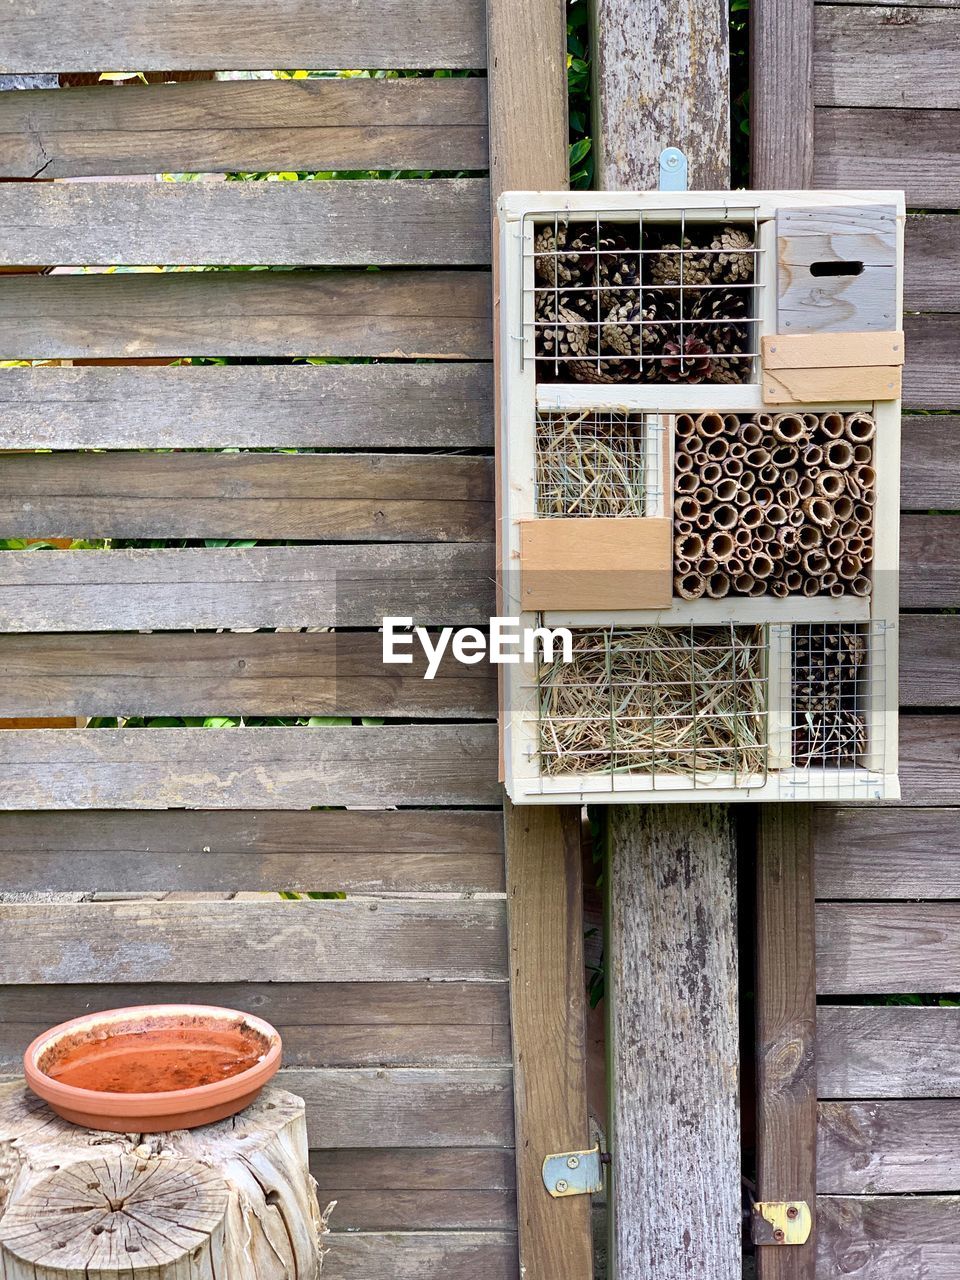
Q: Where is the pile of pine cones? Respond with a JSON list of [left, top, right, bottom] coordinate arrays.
[[792, 624, 868, 766], [533, 220, 754, 384], [673, 410, 876, 600]]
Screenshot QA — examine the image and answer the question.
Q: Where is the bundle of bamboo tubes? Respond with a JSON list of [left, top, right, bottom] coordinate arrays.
[[673, 410, 876, 599]]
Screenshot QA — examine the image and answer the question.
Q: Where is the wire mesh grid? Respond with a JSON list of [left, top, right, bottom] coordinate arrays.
[[521, 205, 762, 385], [535, 410, 664, 517], [779, 620, 889, 799], [531, 623, 769, 790]]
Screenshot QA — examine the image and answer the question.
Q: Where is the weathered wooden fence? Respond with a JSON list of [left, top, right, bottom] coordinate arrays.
[[0, 5, 592, 1277], [754, 1, 960, 1274]]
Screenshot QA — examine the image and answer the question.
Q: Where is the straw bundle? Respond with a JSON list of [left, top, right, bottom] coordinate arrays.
[[536, 411, 651, 516]]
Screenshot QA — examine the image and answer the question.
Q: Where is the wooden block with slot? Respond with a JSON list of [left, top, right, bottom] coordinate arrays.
[[519, 518, 672, 611], [761, 331, 903, 403]]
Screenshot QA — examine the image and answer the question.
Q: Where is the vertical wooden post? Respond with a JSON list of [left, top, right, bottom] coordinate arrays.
[[593, 5, 740, 1276], [749, 0, 814, 189], [487, 4, 594, 1277], [755, 807, 817, 1280]]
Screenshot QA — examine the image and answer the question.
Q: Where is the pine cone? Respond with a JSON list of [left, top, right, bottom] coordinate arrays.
[[686, 286, 752, 382], [659, 336, 715, 383], [647, 236, 714, 287], [535, 288, 595, 363], [597, 231, 642, 310], [708, 226, 754, 283], [533, 225, 598, 288]]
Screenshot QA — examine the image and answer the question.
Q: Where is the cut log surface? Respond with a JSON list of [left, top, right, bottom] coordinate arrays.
[[0, 1082, 325, 1278]]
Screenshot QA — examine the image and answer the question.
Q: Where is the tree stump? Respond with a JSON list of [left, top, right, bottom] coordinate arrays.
[[0, 1081, 327, 1278]]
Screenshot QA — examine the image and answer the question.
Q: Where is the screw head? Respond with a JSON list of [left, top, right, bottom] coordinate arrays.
[[567, 1156, 580, 1169], [773, 1228, 785, 1243], [555, 1179, 568, 1193], [786, 1205, 799, 1220]]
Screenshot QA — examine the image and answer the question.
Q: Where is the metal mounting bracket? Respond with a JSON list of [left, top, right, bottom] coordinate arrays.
[[752, 1201, 813, 1245], [542, 1145, 605, 1198], [658, 147, 688, 192]]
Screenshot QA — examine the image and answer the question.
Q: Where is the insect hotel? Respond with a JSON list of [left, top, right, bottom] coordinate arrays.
[[496, 190, 903, 804]]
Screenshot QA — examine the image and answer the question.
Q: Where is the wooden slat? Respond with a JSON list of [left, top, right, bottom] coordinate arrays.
[[0, 544, 495, 632], [814, 806, 960, 897], [315, 1187, 516, 1232], [751, 0, 814, 186], [0, 364, 494, 451], [817, 1196, 960, 1280], [0, 452, 493, 541], [0, 981, 511, 1071], [322, 1231, 518, 1280], [819, 1100, 960, 1193], [900, 617, 960, 706], [900, 715, 960, 805], [0, 809, 504, 893], [0, 900, 508, 983], [905, 216, 960, 313], [756, 807, 817, 1280], [818, 1006, 960, 1098], [900, 516, 960, 609], [815, 108, 960, 208], [0, 724, 500, 808], [0, 270, 492, 360], [816, 902, 960, 994], [814, 5, 960, 109], [0, 80, 489, 178], [0, 180, 490, 268], [901, 417, 960, 509], [0, 632, 497, 723], [904, 314, 960, 409], [0, 1, 488, 72]]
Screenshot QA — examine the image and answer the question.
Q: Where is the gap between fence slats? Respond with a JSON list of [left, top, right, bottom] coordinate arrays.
[[0, 364, 494, 451], [0, 724, 500, 808], [0, 270, 492, 361], [0, 180, 490, 268]]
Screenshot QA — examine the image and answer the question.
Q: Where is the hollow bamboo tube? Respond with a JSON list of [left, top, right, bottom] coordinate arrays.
[[838, 554, 862, 581], [676, 520, 694, 537], [859, 487, 877, 507], [781, 467, 799, 489], [854, 464, 876, 491], [825, 439, 854, 470], [745, 447, 771, 469], [706, 571, 731, 598], [675, 413, 697, 438], [851, 574, 871, 596], [677, 572, 706, 600], [754, 486, 774, 508], [780, 489, 800, 511], [723, 414, 741, 436], [771, 444, 799, 469], [700, 557, 718, 575], [728, 441, 748, 460], [676, 452, 694, 474], [724, 458, 744, 478], [803, 549, 830, 576], [676, 558, 692, 575], [767, 504, 788, 526], [695, 486, 713, 507], [860, 546, 874, 564], [707, 530, 736, 562], [706, 437, 729, 461], [760, 464, 778, 484], [771, 580, 790, 598], [803, 496, 834, 528], [838, 520, 857, 541], [784, 547, 802, 567], [756, 413, 773, 430], [675, 496, 700, 521], [829, 581, 845, 598], [854, 502, 872, 525], [773, 413, 806, 444], [735, 489, 752, 507], [693, 451, 710, 468], [712, 503, 738, 530], [803, 444, 823, 468], [789, 507, 804, 527], [827, 537, 844, 560], [734, 573, 756, 593], [701, 463, 723, 486], [752, 553, 774, 578], [741, 504, 763, 529], [802, 578, 820, 597], [676, 471, 698, 495], [755, 522, 775, 543], [847, 536, 865, 556], [695, 510, 712, 531], [697, 411, 725, 438], [821, 412, 845, 439], [735, 527, 752, 546], [845, 412, 876, 443], [784, 569, 803, 592], [834, 495, 854, 522], [676, 532, 705, 560], [853, 444, 872, 465], [816, 470, 845, 500], [797, 476, 815, 500], [715, 478, 739, 502], [738, 470, 756, 492], [748, 578, 767, 597], [821, 572, 838, 588], [802, 412, 820, 432], [682, 434, 704, 455], [727, 556, 744, 575], [740, 422, 763, 447], [777, 525, 798, 547], [797, 525, 822, 550]]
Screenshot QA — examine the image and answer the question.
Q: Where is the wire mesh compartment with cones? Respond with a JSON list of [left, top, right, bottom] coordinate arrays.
[[496, 189, 903, 804]]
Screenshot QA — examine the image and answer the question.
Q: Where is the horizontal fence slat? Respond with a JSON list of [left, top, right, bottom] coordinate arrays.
[[0, 180, 490, 268], [814, 5, 960, 109], [814, 806, 960, 897], [314, 1148, 515, 1192], [905, 216, 960, 313], [0, 807, 503, 893], [0, 632, 497, 724], [815, 108, 960, 208], [0, 453, 493, 541], [313, 1188, 516, 1232], [900, 715, 960, 805], [818, 1006, 960, 1098], [816, 902, 960, 993], [0, 544, 495, 631], [904, 313, 960, 410], [0, 270, 492, 361], [0, 1, 487, 72], [0, 725, 500, 808], [818, 1195, 960, 1280], [901, 417, 960, 509], [900, 616, 960, 707], [0, 982, 510, 1071], [320, 1231, 518, 1280], [819, 1100, 960, 1192], [900, 515, 959, 608], [0, 900, 507, 982], [0, 80, 488, 177], [0, 364, 494, 451]]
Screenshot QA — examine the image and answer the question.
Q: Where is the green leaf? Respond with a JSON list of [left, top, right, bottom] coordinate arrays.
[[569, 137, 592, 166]]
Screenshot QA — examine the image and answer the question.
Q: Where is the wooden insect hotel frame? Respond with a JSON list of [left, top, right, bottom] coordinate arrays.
[[496, 189, 904, 804]]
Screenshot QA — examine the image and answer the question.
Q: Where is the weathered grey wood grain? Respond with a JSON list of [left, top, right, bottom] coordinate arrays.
[[814, 806, 960, 897], [900, 516, 960, 609], [814, 5, 960, 109], [607, 805, 741, 1280], [899, 715, 960, 804], [756, 807, 817, 1280], [0, 807, 503, 893], [0, 982, 510, 1071], [815, 108, 960, 208], [317, 1148, 514, 1191], [0, 900, 507, 983], [0, 180, 490, 268], [901, 418, 960, 509], [312, 1187, 515, 1232], [816, 902, 960, 993], [818, 1006, 960, 1098], [0, 724, 500, 808], [900, 617, 960, 706], [818, 1100, 960, 1193], [322, 1230, 518, 1280], [0, 270, 492, 360], [906, 216, 960, 312], [593, 0, 730, 189], [0, 364, 494, 451], [0, 452, 493, 541], [904, 314, 960, 408], [0, 631, 497, 722], [0, 1, 487, 72], [817, 1196, 960, 1280], [0, 79, 489, 178], [750, 0, 814, 186], [0, 544, 495, 632]]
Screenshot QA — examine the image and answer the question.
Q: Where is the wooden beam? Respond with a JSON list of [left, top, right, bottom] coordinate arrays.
[[751, 0, 814, 187], [756, 807, 818, 1280]]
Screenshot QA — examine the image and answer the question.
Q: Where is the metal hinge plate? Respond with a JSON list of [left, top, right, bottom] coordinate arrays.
[[542, 1145, 604, 1198], [752, 1201, 813, 1245]]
